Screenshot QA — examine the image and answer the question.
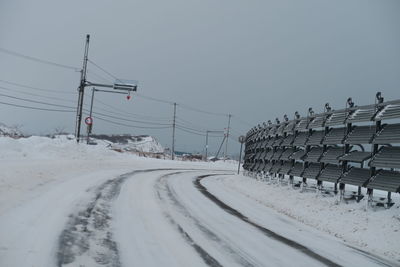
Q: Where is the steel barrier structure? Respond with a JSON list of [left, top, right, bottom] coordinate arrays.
[[243, 93, 400, 208]]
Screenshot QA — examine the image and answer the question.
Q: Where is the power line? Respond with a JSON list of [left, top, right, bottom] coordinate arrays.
[[86, 59, 230, 116], [0, 85, 75, 104], [0, 90, 172, 127], [175, 126, 208, 137], [89, 114, 172, 130], [87, 70, 114, 84], [175, 125, 222, 137], [92, 110, 172, 126], [0, 47, 80, 71], [0, 90, 175, 129], [0, 79, 75, 94], [0, 100, 74, 113], [175, 123, 218, 134], [135, 93, 174, 105], [176, 116, 221, 132], [0, 98, 173, 130], [178, 103, 228, 117], [81, 58, 249, 147], [84, 92, 171, 121], [0, 83, 172, 125], [0, 82, 173, 126], [0, 92, 75, 109], [87, 59, 119, 81]]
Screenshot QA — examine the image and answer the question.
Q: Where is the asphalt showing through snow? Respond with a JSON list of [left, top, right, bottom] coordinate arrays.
[[156, 171, 252, 267], [194, 174, 342, 267]]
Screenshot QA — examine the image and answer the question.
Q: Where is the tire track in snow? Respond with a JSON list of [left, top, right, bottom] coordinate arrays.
[[156, 171, 256, 267], [194, 174, 342, 267], [57, 168, 185, 267]]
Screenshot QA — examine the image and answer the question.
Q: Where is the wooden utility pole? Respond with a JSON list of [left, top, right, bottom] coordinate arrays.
[[171, 103, 177, 160], [224, 114, 231, 160], [205, 130, 209, 161]]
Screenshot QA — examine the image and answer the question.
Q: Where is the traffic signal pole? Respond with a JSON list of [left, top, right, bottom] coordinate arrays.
[[75, 34, 90, 143], [74, 35, 137, 144]]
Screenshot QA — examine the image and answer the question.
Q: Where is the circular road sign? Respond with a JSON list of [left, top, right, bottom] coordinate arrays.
[[85, 117, 93, 125], [238, 135, 246, 143]]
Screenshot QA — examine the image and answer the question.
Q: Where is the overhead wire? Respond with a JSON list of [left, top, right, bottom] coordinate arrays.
[[0, 47, 80, 71], [87, 70, 115, 84], [1, 49, 249, 132], [0, 92, 76, 110], [87, 59, 230, 117], [175, 123, 223, 136], [85, 59, 247, 145], [178, 103, 228, 117], [87, 59, 120, 81], [87, 113, 172, 130], [0, 84, 173, 127], [175, 126, 208, 137], [91, 110, 172, 126], [135, 93, 174, 105], [0, 90, 173, 129], [0, 100, 74, 113], [0, 83, 171, 125], [0, 85, 76, 104], [0, 79, 76, 94], [85, 93, 172, 122], [175, 125, 223, 137], [0, 51, 249, 144], [176, 116, 222, 132], [81, 69, 173, 122]]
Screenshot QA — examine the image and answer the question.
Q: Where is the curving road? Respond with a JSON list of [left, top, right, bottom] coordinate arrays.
[[0, 168, 395, 267]]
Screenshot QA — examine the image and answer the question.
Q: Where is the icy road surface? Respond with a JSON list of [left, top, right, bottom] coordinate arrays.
[[0, 168, 396, 267]]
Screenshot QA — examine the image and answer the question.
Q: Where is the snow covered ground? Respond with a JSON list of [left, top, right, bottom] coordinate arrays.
[[0, 136, 399, 266]]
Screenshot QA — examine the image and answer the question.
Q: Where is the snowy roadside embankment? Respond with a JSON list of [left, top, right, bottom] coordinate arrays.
[[0, 136, 131, 214], [0, 136, 235, 215], [203, 175, 400, 262]]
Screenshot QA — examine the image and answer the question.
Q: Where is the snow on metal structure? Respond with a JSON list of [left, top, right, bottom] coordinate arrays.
[[243, 93, 400, 208]]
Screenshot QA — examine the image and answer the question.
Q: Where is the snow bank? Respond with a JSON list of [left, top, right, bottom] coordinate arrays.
[[0, 135, 233, 215], [0, 135, 123, 160]]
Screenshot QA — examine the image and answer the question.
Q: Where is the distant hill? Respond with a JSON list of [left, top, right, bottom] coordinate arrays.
[[91, 134, 164, 153]]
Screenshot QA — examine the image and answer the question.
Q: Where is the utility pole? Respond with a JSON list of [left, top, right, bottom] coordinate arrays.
[[215, 135, 226, 159], [205, 130, 209, 161], [171, 102, 177, 160], [224, 114, 231, 160], [75, 34, 90, 143], [205, 130, 224, 161]]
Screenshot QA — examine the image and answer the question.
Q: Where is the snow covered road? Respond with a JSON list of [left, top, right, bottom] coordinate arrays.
[[1, 166, 396, 267]]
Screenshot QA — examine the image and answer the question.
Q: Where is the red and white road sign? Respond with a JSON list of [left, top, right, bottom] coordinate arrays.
[[85, 117, 93, 125]]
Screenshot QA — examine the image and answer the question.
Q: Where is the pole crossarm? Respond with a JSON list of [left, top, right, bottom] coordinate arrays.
[[86, 82, 114, 88], [93, 88, 128, 95]]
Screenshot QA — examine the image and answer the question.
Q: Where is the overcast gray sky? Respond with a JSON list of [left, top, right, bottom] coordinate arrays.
[[0, 0, 399, 154]]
